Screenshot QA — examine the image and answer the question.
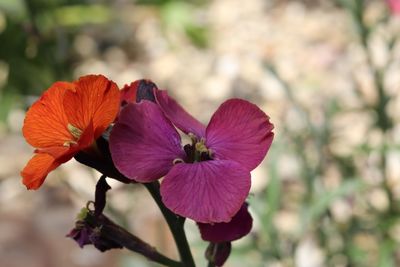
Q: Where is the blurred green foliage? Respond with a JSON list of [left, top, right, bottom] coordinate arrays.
[[0, 0, 209, 122], [246, 2, 400, 266], [160, 1, 209, 48], [0, 0, 114, 122], [137, 0, 210, 48]]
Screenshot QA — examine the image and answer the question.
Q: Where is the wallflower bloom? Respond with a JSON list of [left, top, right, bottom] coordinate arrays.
[[197, 203, 252, 243], [199, 204, 252, 266], [22, 75, 120, 189], [110, 91, 273, 223]]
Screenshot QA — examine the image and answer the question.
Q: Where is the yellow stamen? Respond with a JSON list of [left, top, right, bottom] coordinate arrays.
[[67, 123, 83, 139], [195, 138, 208, 153], [193, 138, 213, 161]]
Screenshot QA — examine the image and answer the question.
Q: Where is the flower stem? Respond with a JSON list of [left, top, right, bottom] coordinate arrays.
[[81, 210, 182, 267], [144, 181, 196, 267]]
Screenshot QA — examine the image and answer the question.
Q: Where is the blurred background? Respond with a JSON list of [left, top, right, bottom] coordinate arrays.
[[1, 0, 400, 266]]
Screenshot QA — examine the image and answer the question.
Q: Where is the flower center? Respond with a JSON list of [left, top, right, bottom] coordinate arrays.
[[173, 133, 213, 164], [193, 138, 212, 162], [174, 133, 212, 164], [64, 123, 83, 147]]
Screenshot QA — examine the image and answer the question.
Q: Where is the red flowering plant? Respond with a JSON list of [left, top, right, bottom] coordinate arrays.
[[21, 75, 274, 267]]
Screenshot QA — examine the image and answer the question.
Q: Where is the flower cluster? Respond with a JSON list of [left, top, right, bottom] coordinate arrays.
[[21, 74, 274, 266]]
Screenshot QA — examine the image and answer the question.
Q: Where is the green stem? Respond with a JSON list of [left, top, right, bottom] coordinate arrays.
[[144, 181, 196, 267]]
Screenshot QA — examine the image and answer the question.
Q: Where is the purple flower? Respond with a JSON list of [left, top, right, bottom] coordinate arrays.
[[67, 225, 93, 248], [109, 91, 273, 223], [200, 204, 252, 266], [67, 209, 123, 252], [198, 203, 253, 242]]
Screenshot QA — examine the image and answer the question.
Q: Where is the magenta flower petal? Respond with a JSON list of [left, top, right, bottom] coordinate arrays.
[[155, 89, 206, 137], [160, 160, 251, 223], [206, 99, 274, 171], [110, 101, 185, 182], [197, 203, 252, 242]]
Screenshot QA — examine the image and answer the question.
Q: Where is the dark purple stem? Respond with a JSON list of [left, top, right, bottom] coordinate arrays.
[[85, 211, 182, 267]]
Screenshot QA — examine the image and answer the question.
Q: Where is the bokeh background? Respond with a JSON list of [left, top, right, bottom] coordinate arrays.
[[1, 0, 400, 266]]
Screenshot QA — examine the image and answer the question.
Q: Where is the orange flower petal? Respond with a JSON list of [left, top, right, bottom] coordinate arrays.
[[77, 120, 94, 148], [21, 153, 61, 190], [35, 146, 72, 160], [23, 81, 76, 148], [63, 75, 120, 139]]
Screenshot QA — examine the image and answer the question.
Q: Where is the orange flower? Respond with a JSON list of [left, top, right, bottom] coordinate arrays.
[[21, 75, 120, 190]]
